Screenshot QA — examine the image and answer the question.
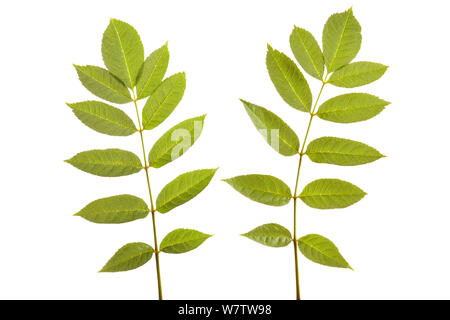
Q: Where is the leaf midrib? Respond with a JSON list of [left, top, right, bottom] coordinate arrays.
[[328, 11, 351, 71], [158, 173, 212, 210], [74, 107, 137, 132], [112, 21, 133, 87], [294, 28, 322, 79], [271, 50, 308, 110]]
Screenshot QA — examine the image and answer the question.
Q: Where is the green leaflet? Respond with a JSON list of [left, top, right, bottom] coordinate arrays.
[[242, 223, 292, 247], [317, 93, 390, 123], [136, 43, 170, 100], [266, 45, 312, 112], [73, 65, 132, 104], [289, 26, 324, 80], [100, 242, 154, 272], [323, 8, 361, 72], [102, 19, 144, 88], [241, 99, 299, 156], [306, 136, 385, 166], [160, 229, 212, 254], [299, 178, 366, 209], [327, 62, 388, 88], [223, 174, 292, 206], [65, 149, 142, 177], [148, 115, 205, 168], [142, 72, 186, 130], [298, 234, 351, 269], [74, 195, 149, 224], [67, 101, 137, 136], [156, 168, 218, 213]]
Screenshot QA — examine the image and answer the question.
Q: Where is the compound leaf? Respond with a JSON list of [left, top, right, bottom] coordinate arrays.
[[223, 174, 292, 206], [298, 234, 351, 269], [74, 195, 149, 224], [102, 19, 144, 88], [156, 168, 218, 213], [306, 136, 384, 166], [142, 72, 186, 130], [241, 99, 299, 156], [65, 149, 142, 177], [148, 115, 205, 168], [327, 61, 388, 88], [323, 8, 361, 72], [73, 65, 132, 104], [266, 45, 312, 112], [317, 93, 390, 123], [67, 101, 137, 136], [100, 242, 154, 272], [289, 26, 324, 80], [160, 229, 212, 254], [242, 223, 292, 247], [299, 178, 366, 209], [136, 43, 170, 100]]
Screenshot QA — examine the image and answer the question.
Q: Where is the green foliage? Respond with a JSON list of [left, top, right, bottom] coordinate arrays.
[[74, 195, 149, 224], [223, 174, 292, 206], [298, 234, 351, 269], [66, 19, 215, 299], [242, 223, 292, 247], [67, 101, 137, 136], [306, 136, 384, 166], [156, 169, 218, 213], [289, 27, 324, 80], [160, 229, 212, 254], [317, 93, 390, 123], [102, 19, 144, 88], [74, 65, 132, 104], [148, 115, 205, 168], [241, 99, 299, 156], [327, 62, 388, 88], [322, 8, 361, 72], [100, 242, 154, 272], [142, 72, 186, 130], [299, 178, 366, 209], [65, 149, 142, 177], [226, 8, 388, 299], [266, 45, 312, 112], [136, 43, 170, 100]]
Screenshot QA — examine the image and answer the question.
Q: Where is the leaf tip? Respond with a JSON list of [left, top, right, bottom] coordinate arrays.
[[266, 43, 273, 51]]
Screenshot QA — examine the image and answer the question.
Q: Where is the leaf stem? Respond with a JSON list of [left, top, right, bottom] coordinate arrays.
[[132, 92, 163, 300], [292, 78, 327, 300]]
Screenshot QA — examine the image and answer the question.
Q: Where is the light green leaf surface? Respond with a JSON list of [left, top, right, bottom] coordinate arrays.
[[299, 178, 366, 209], [100, 242, 154, 272], [148, 115, 205, 168], [317, 93, 389, 123], [160, 229, 212, 254], [67, 101, 137, 136], [306, 136, 384, 166], [327, 62, 388, 88], [74, 195, 149, 224], [266, 45, 312, 112], [102, 19, 144, 88], [136, 43, 170, 100], [289, 26, 324, 80], [298, 234, 351, 269], [241, 99, 299, 156], [142, 72, 186, 130], [156, 168, 218, 213], [323, 8, 361, 72], [73, 65, 132, 104], [223, 174, 292, 206], [242, 223, 292, 247], [65, 149, 142, 177]]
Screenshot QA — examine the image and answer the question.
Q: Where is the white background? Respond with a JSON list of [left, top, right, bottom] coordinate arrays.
[[0, 0, 449, 300]]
